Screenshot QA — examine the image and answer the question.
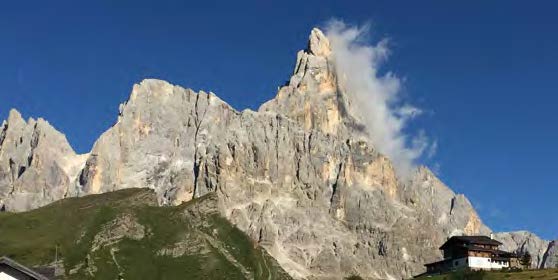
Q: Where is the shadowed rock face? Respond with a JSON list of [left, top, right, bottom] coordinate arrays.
[[542, 241, 558, 269], [0, 28, 555, 278]]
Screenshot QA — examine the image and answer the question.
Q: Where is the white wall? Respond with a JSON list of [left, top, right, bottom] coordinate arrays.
[[468, 257, 509, 270], [0, 272, 18, 280]]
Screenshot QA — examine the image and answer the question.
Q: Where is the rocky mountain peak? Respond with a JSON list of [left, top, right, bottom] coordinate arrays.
[[259, 28, 360, 140], [1, 27, 556, 279], [117, 79, 228, 120], [0, 109, 86, 211], [308, 28, 331, 57], [7, 108, 25, 126]]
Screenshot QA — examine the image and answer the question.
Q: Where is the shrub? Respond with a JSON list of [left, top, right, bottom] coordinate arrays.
[[344, 275, 364, 280]]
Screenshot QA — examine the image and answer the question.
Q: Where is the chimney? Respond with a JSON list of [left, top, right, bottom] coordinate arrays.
[[490, 233, 494, 239]]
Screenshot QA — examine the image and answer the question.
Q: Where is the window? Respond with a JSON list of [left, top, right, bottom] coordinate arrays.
[[454, 261, 458, 266]]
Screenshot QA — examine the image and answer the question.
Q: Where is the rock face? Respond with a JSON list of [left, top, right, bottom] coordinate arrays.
[[0, 28, 555, 279], [0, 109, 87, 211], [542, 241, 558, 269], [494, 231, 558, 269]]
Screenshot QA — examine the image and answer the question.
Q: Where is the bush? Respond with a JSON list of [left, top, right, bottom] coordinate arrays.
[[344, 275, 364, 280]]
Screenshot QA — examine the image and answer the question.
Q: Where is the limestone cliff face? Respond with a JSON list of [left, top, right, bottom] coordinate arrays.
[[494, 231, 558, 269], [0, 109, 87, 211], [542, 241, 558, 269], [74, 84, 485, 278], [0, 28, 555, 278], [260, 29, 348, 138]]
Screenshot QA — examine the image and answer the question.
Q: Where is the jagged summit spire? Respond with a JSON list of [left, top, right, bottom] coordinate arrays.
[[7, 108, 25, 126], [259, 27, 354, 137], [308, 28, 331, 57]]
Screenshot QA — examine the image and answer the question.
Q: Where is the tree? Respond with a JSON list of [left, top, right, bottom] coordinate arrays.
[[520, 251, 532, 268]]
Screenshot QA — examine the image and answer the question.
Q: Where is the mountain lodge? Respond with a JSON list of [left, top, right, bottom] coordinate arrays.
[[424, 235, 518, 274]]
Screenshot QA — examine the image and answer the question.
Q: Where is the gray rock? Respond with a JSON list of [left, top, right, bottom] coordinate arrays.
[[494, 231, 558, 269], [1, 28, 554, 279], [91, 213, 146, 251], [69, 28, 491, 279], [542, 240, 558, 269], [0, 109, 87, 211]]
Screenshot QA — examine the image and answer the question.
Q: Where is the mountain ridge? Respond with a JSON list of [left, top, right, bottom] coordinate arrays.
[[1, 28, 556, 279]]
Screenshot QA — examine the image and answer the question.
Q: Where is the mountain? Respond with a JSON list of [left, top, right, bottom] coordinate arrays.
[[0, 28, 556, 279], [495, 231, 558, 269], [0, 188, 292, 279], [0, 109, 87, 211]]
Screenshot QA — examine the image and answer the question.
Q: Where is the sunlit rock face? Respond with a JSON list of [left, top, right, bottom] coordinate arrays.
[[260, 29, 348, 138], [0, 109, 87, 211], [494, 231, 558, 269], [1, 28, 552, 279], [68, 29, 491, 279]]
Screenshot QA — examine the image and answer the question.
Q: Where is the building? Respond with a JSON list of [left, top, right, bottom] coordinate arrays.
[[0, 257, 52, 280], [424, 235, 518, 274]]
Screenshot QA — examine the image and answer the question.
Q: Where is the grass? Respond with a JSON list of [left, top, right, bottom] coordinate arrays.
[[415, 268, 558, 280], [0, 188, 292, 280]]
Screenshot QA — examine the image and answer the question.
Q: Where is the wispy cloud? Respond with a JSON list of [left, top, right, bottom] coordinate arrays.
[[488, 207, 507, 220], [325, 19, 433, 179], [427, 140, 438, 159]]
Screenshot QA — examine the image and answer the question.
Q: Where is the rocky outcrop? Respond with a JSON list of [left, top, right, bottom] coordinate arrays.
[[494, 231, 558, 269], [91, 213, 146, 251], [542, 241, 558, 269], [0, 28, 554, 279], [0, 109, 87, 211], [494, 231, 549, 268], [260, 29, 349, 138]]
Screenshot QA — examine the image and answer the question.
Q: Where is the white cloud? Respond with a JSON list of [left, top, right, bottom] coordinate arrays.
[[427, 140, 438, 159], [325, 20, 432, 179], [397, 104, 423, 121]]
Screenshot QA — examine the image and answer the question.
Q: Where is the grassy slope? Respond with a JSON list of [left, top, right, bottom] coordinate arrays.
[[415, 269, 558, 280], [0, 188, 292, 280]]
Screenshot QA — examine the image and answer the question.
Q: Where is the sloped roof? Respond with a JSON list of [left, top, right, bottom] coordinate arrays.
[[440, 235, 502, 250], [0, 256, 51, 280]]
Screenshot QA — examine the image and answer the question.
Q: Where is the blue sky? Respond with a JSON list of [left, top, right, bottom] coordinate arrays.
[[1, 1, 557, 239]]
